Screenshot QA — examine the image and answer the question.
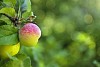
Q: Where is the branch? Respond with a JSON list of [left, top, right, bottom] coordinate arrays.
[[1, 13, 18, 26]]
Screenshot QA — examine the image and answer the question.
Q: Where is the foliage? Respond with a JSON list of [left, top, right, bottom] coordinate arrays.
[[0, 0, 99, 67], [0, 0, 33, 67], [1, 54, 31, 67]]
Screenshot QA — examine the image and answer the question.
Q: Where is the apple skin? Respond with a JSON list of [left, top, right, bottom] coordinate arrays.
[[19, 23, 41, 47], [0, 43, 20, 59]]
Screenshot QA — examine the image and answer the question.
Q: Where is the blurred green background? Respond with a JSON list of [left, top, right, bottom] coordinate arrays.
[[23, 0, 100, 67]]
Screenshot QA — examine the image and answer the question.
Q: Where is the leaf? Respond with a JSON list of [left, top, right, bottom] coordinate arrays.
[[21, 0, 31, 12], [3, 0, 16, 7], [1, 54, 32, 67], [0, 15, 11, 24], [22, 12, 36, 22], [14, 0, 24, 13], [0, 7, 16, 17], [0, 20, 7, 26], [0, 1, 6, 9], [22, 11, 32, 19], [0, 33, 18, 45], [15, 0, 31, 13], [0, 25, 18, 33], [0, 25, 19, 45], [15, 54, 32, 67]]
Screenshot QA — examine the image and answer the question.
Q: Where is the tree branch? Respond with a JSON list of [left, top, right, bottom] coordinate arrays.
[[1, 13, 18, 26]]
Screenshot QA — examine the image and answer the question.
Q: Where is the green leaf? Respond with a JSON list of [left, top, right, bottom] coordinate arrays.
[[0, 15, 12, 24], [22, 11, 32, 19], [0, 33, 18, 45], [0, 1, 6, 9], [15, 0, 31, 13], [0, 25, 18, 45], [0, 25, 18, 33], [1, 54, 32, 67], [3, 0, 16, 7], [0, 20, 7, 26], [15, 54, 32, 67], [0, 7, 16, 17], [21, 0, 31, 12], [15, 0, 24, 13]]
